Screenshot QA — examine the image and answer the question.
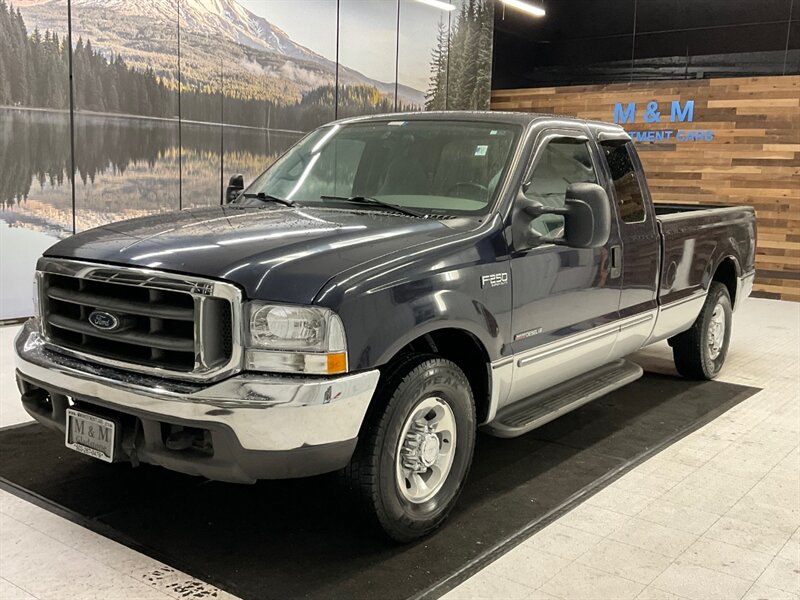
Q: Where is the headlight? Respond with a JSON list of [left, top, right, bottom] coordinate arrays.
[[244, 303, 347, 375]]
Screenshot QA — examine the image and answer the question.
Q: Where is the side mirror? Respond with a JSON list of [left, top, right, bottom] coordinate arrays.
[[561, 183, 612, 248], [225, 174, 245, 204], [515, 183, 611, 249]]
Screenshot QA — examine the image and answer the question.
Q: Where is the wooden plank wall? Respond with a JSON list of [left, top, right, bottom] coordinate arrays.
[[491, 75, 800, 301]]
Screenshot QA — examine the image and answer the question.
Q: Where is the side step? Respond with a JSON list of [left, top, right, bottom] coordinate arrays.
[[484, 359, 644, 438]]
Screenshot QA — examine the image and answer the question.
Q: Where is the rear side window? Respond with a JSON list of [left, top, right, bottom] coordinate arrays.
[[601, 141, 646, 223]]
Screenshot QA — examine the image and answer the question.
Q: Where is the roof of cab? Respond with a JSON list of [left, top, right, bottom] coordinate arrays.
[[332, 110, 626, 134]]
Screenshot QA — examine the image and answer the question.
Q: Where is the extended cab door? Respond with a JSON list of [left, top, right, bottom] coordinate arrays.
[[502, 127, 623, 410], [596, 134, 660, 357]]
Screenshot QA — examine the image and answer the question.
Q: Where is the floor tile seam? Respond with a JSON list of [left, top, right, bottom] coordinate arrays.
[[680, 537, 778, 584], [765, 444, 800, 478], [634, 499, 722, 539], [485, 546, 569, 592], [739, 577, 761, 600], [641, 583, 692, 600], [773, 528, 800, 565], [536, 549, 657, 597], [574, 535, 677, 586], [528, 519, 675, 592], [0, 576, 40, 600], [651, 562, 755, 599], [702, 517, 793, 556], [1, 500, 177, 596]]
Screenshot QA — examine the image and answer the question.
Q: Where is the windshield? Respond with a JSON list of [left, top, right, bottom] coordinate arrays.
[[239, 120, 521, 216]]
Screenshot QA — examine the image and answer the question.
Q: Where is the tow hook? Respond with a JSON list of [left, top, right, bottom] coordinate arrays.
[[166, 429, 198, 450], [165, 427, 213, 455]]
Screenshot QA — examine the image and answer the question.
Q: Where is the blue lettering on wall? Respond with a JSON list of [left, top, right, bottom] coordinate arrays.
[[613, 102, 636, 124], [613, 99, 710, 142], [670, 100, 694, 123], [643, 101, 661, 123]]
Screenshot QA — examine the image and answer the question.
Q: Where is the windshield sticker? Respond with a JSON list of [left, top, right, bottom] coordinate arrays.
[[474, 145, 488, 156], [387, 121, 407, 126], [490, 130, 498, 135]]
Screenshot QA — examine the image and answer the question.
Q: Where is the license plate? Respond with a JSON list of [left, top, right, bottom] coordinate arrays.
[[65, 409, 116, 463]]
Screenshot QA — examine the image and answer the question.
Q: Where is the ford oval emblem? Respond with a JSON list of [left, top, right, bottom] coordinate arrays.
[[88, 310, 119, 331]]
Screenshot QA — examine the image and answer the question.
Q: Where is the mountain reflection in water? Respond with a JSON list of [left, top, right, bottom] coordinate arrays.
[[0, 108, 300, 234]]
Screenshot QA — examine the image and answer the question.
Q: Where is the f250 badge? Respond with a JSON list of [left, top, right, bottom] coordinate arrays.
[[481, 272, 508, 288]]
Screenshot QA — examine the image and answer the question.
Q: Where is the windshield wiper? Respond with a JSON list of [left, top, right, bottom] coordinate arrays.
[[320, 195, 424, 218], [241, 192, 295, 207]]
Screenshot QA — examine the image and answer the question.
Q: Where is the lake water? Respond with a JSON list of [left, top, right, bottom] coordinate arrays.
[[0, 108, 301, 319]]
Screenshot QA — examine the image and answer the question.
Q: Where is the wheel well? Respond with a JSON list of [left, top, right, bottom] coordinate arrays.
[[391, 329, 491, 423], [713, 258, 738, 307]]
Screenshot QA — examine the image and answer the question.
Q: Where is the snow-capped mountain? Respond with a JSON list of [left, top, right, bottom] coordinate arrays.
[[18, 0, 425, 105]]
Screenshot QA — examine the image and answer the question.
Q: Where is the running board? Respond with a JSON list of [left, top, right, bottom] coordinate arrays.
[[484, 359, 644, 438]]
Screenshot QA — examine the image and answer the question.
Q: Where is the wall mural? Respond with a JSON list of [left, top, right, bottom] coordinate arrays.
[[0, 0, 494, 319]]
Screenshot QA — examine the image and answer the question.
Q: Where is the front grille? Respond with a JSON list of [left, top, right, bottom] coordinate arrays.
[[38, 259, 241, 381]]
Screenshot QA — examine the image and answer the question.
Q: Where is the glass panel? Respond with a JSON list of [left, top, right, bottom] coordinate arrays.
[[398, 0, 448, 111], [179, 12, 223, 208], [338, 0, 398, 117], [525, 140, 598, 236], [71, 0, 180, 229], [601, 141, 646, 223], [0, 0, 71, 318], [446, 0, 494, 109], [245, 119, 520, 215], [218, 0, 335, 192]]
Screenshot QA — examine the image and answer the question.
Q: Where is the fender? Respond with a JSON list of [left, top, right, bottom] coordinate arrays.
[[336, 283, 507, 371], [371, 299, 500, 368], [314, 220, 512, 371]]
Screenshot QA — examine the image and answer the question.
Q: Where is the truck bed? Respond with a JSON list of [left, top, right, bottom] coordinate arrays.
[[654, 203, 745, 219], [654, 203, 756, 307]]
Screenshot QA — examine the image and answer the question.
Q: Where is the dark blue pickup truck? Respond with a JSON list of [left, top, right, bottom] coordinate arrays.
[[15, 112, 756, 541]]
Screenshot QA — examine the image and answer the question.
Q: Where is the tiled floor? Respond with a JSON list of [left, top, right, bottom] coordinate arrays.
[[445, 297, 800, 600], [0, 325, 231, 600], [1, 297, 798, 600]]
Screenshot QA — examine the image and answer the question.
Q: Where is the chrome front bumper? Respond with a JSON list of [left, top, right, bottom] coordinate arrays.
[[14, 320, 380, 482]]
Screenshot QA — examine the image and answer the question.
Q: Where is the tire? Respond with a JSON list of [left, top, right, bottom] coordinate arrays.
[[342, 354, 476, 542], [670, 282, 732, 380]]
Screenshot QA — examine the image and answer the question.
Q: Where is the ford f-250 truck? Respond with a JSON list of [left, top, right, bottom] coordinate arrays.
[[15, 112, 756, 541]]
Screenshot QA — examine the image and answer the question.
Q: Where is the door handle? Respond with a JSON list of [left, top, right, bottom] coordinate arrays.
[[610, 245, 622, 279]]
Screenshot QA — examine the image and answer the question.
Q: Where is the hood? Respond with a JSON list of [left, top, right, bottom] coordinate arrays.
[[45, 206, 455, 303]]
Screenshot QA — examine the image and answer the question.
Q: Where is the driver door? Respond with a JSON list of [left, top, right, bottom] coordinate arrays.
[[503, 129, 623, 409]]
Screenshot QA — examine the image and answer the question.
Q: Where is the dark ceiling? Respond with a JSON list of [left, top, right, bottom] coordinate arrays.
[[492, 0, 799, 89]]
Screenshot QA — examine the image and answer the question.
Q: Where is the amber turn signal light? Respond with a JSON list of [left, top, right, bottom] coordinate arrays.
[[326, 352, 347, 374]]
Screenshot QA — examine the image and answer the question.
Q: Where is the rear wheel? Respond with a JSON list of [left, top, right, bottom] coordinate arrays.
[[670, 282, 732, 380], [343, 354, 476, 542]]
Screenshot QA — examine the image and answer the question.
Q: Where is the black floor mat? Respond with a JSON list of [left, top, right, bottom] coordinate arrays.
[[0, 373, 758, 600]]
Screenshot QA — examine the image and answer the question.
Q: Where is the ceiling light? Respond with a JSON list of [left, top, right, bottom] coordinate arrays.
[[415, 0, 456, 11], [501, 0, 545, 17]]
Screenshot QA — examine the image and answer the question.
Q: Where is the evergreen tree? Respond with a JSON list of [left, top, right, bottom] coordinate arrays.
[[0, 7, 425, 129], [0, 50, 9, 105], [426, 0, 493, 111], [474, 0, 493, 109], [425, 19, 449, 111]]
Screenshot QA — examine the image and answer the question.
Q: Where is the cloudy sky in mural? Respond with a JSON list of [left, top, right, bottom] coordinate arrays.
[[239, 0, 446, 92]]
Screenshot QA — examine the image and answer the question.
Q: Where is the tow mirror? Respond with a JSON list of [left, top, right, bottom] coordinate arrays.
[[515, 183, 611, 249], [225, 174, 245, 204]]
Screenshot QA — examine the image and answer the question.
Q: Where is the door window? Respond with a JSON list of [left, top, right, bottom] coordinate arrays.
[[524, 138, 598, 236], [601, 141, 646, 223]]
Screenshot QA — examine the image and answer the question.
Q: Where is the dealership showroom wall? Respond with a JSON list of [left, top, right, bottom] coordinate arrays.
[[0, 0, 798, 598]]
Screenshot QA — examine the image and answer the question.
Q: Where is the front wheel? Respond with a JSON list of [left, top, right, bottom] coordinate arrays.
[[670, 281, 732, 380], [343, 354, 476, 542]]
